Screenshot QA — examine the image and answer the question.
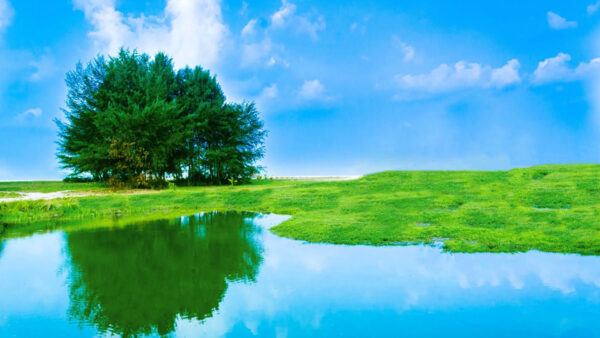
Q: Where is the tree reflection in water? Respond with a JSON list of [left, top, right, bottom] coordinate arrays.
[[65, 212, 264, 337]]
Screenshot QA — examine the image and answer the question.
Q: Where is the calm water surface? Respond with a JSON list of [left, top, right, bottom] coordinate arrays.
[[1, 212, 599, 337]]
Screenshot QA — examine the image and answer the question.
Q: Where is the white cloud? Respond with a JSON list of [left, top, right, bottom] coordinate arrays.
[[296, 15, 325, 40], [298, 79, 325, 100], [16, 108, 42, 120], [241, 37, 287, 68], [532, 53, 600, 85], [260, 83, 278, 99], [241, 40, 266, 66], [0, 0, 14, 33], [242, 18, 258, 36], [530, 53, 600, 128], [74, 0, 130, 54], [239, 1, 248, 16], [253, 83, 279, 113], [401, 62, 483, 90], [591, 30, 600, 129], [547, 11, 577, 30], [349, 15, 370, 36], [401, 44, 415, 62], [74, 0, 228, 70], [532, 53, 573, 84], [575, 58, 600, 74], [588, 2, 600, 14], [28, 52, 56, 82], [266, 56, 288, 67], [238, 0, 324, 69], [239, 1, 323, 68], [269, 0, 325, 40], [490, 59, 521, 88], [349, 21, 366, 35], [271, 0, 296, 28], [393, 36, 415, 62], [395, 59, 521, 94]]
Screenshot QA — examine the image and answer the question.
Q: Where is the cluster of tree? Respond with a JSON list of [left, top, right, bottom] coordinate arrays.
[[57, 49, 266, 188]]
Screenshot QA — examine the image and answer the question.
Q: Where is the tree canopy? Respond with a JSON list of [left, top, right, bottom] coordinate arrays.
[[57, 49, 266, 187]]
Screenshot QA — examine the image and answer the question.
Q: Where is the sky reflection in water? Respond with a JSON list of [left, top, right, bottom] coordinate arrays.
[[0, 212, 599, 337]]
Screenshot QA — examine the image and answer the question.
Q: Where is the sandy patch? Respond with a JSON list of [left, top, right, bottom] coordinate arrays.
[[0, 191, 93, 203]]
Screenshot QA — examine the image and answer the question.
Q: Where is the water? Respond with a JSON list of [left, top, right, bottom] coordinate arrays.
[[1, 212, 599, 337]]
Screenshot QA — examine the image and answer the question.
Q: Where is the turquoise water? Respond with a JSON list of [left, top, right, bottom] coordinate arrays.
[[1, 212, 599, 337]]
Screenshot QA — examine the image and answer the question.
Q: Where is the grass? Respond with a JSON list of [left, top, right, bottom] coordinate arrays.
[[0, 191, 21, 198], [0, 181, 106, 193], [1, 164, 600, 255]]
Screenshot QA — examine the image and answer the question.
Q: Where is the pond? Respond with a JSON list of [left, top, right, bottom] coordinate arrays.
[[1, 212, 599, 337]]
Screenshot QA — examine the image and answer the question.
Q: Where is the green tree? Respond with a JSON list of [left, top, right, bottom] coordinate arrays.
[[201, 102, 266, 185], [57, 56, 108, 180], [175, 66, 226, 184], [94, 50, 182, 186], [57, 49, 265, 187]]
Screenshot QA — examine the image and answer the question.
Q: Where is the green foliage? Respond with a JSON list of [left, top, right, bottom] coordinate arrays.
[[62, 176, 95, 183], [532, 169, 551, 180], [57, 49, 265, 188], [0, 192, 21, 199]]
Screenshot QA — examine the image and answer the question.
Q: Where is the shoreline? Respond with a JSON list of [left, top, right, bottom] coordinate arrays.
[[1, 164, 599, 255]]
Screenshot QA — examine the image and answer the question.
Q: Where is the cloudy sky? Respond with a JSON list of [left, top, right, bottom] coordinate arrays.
[[0, 0, 599, 180]]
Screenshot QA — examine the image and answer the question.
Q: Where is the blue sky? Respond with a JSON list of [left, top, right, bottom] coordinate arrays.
[[1, 0, 600, 180]]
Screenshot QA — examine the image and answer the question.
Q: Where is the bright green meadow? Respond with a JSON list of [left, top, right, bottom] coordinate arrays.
[[1, 164, 599, 254]]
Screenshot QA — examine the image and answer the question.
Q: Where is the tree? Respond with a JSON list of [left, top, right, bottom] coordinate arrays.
[[57, 49, 266, 187], [175, 66, 226, 183], [57, 56, 108, 180], [201, 102, 266, 185]]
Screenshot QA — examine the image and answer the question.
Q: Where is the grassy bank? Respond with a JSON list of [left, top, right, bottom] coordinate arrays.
[[1, 164, 600, 254], [0, 181, 106, 193]]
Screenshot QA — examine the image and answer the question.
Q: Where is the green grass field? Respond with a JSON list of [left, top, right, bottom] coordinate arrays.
[[0, 192, 21, 199], [0, 181, 106, 193], [1, 164, 599, 254]]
